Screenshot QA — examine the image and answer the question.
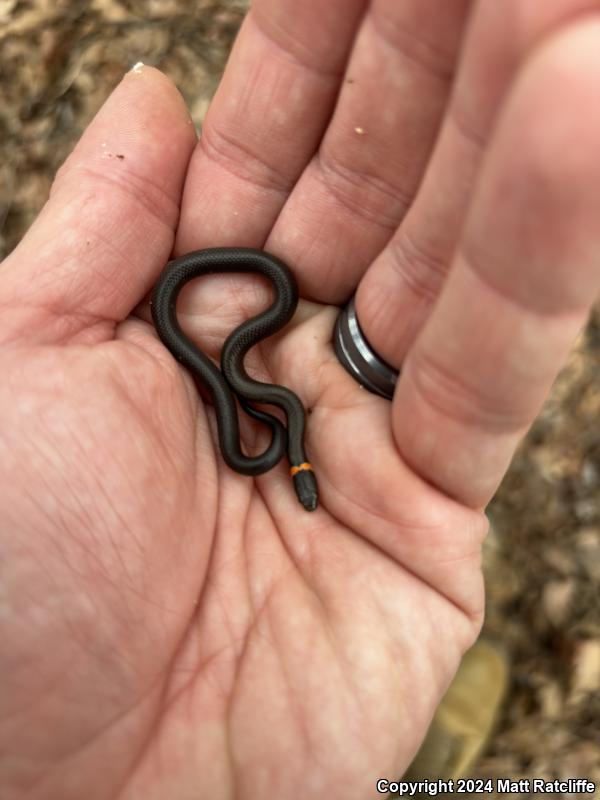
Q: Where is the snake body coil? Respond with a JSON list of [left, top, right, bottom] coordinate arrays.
[[151, 247, 318, 512]]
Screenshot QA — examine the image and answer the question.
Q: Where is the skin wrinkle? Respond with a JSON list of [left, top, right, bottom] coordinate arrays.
[[70, 224, 153, 303], [145, 657, 238, 799], [292, 9, 464, 253], [16, 358, 191, 632], [113, 605, 229, 800], [85, 488, 142, 600], [456, 1, 600, 140], [193, 488, 254, 659], [369, 4, 460, 83], [41, 488, 173, 668], [212, 274, 282, 389], [9, 507, 72, 603], [462, 235, 594, 318], [2, 650, 71, 728], [269, 601, 320, 775], [263, 0, 470, 303], [171, 342, 203, 428], [221, 630, 268, 800], [317, 467, 484, 625], [387, 227, 449, 303], [316, 148, 412, 229], [197, 595, 246, 688], [307, 345, 365, 415], [112, 721, 166, 800], [447, 93, 490, 151], [172, 272, 276, 338], [8, 180, 176, 324], [200, 123, 295, 196], [211, 544, 255, 665], [293, 322, 332, 407], [302, 568, 391, 767], [370, 584, 446, 706], [326, 626, 381, 767], [133, 394, 199, 500], [102, 340, 194, 464], [129, 648, 213, 785], [312, 157, 401, 232], [7, 452, 68, 545], [169, 637, 236, 709], [221, 590, 275, 795], [67, 515, 181, 622], [23, 677, 163, 799], [249, 4, 358, 80], [119, 328, 194, 395], [405, 343, 534, 433], [4, 244, 96, 314], [235, 580, 347, 787], [104, 359, 191, 502], [41, 215, 171, 317], [53, 497, 117, 591], [242, 500, 284, 625], [10, 580, 135, 747], [62, 418, 141, 574], [317, 639, 378, 779], [6, 229, 155, 344], [112, 512, 238, 797], [60, 591, 125, 679], [2, 557, 78, 722], [0, 296, 113, 347], [31, 453, 99, 553], [260, 543, 440, 790], [52, 162, 182, 233]]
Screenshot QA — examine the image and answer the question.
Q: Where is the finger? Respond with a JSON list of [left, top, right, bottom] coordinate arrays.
[[0, 66, 196, 347], [392, 17, 600, 509], [175, 0, 368, 254], [266, 0, 471, 300], [357, 0, 600, 366]]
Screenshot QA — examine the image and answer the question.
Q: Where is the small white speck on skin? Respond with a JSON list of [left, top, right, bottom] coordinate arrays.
[[355, 127, 366, 135], [131, 61, 144, 74]]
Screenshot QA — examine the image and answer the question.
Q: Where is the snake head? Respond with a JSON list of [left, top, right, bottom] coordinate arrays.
[[292, 469, 318, 512]]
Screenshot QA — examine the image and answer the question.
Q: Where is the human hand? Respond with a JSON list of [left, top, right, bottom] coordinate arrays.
[[1, 2, 599, 798]]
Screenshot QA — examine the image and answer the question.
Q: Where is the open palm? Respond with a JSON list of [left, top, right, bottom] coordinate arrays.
[[2, 2, 600, 798]]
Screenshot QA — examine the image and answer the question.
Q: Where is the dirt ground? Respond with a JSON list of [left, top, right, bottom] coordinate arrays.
[[1, 0, 599, 793]]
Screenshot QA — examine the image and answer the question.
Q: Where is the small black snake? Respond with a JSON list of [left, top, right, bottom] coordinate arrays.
[[151, 247, 318, 511]]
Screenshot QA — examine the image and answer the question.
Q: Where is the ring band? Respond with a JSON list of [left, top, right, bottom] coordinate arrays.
[[333, 296, 399, 400]]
